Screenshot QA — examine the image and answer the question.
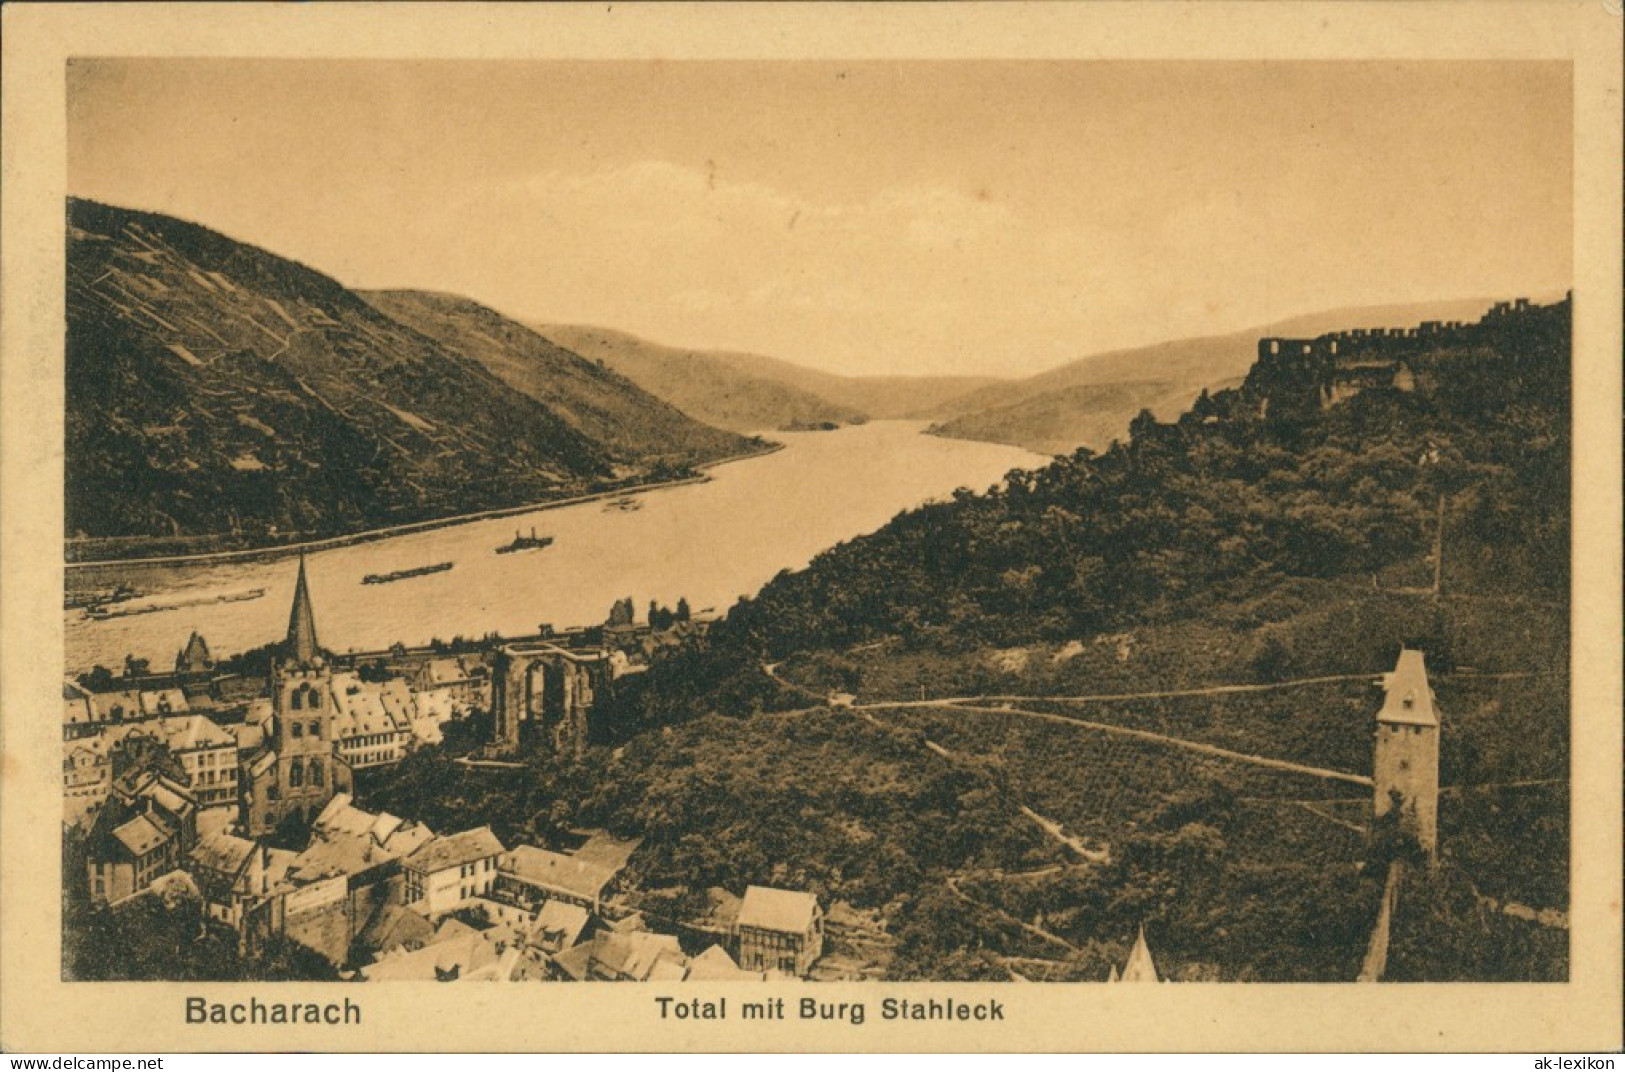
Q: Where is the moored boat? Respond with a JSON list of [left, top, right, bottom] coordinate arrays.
[[84, 586, 266, 619]]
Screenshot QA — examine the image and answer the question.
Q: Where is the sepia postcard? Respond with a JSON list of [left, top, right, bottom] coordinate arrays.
[[1, 1, 1620, 1055]]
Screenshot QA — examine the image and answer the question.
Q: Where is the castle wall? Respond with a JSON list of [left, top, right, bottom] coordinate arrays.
[[1250, 294, 1571, 417]]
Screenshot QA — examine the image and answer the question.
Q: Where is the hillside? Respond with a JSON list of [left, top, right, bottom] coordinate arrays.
[[373, 295, 1570, 981], [65, 199, 749, 561], [533, 323, 1007, 431], [925, 378, 1215, 457], [929, 298, 1521, 455], [532, 324, 866, 433], [360, 290, 759, 468]]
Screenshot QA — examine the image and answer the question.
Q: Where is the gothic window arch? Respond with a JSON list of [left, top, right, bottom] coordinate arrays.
[[289, 757, 303, 787], [291, 689, 303, 711], [310, 760, 323, 787]]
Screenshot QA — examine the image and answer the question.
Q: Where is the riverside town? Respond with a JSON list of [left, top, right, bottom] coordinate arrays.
[[58, 58, 1575, 992]]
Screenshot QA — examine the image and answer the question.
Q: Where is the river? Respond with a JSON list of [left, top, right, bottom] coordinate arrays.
[[65, 422, 1047, 673]]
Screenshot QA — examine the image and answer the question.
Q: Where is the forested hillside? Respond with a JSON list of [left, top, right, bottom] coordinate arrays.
[[713, 304, 1569, 660], [927, 297, 1526, 456], [365, 297, 1570, 981]]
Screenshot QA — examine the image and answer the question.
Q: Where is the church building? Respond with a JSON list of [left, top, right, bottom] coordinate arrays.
[[238, 557, 353, 839]]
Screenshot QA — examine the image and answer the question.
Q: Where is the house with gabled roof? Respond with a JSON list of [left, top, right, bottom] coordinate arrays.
[[356, 900, 437, 959], [328, 672, 414, 770], [139, 688, 189, 719], [406, 688, 458, 746], [494, 845, 619, 915], [84, 770, 198, 905], [413, 654, 488, 710], [188, 830, 278, 929], [244, 792, 435, 965], [550, 926, 688, 982], [360, 917, 526, 982], [63, 681, 99, 741], [735, 885, 824, 978], [64, 739, 112, 827], [525, 898, 591, 955], [281, 794, 435, 888], [402, 826, 506, 918], [145, 714, 238, 806], [687, 944, 764, 982], [86, 689, 144, 729]]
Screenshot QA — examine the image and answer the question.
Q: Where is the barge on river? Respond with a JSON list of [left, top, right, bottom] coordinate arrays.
[[362, 562, 454, 585]]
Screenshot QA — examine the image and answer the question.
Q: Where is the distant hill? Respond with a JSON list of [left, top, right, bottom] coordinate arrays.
[[928, 299, 1522, 455], [65, 199, 752, 559], [360, 290, 757, 468], [533, 323, 1008, 431], [684, 349, 1005, 421], [531, 324, 868, 433]]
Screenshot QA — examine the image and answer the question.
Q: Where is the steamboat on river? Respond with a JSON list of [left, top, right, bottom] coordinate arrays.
[[495, 528, 555, 555]]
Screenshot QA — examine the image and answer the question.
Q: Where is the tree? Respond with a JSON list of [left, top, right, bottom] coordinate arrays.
[[80, 665, 116, 691], [1249, 635, 1296, 683]]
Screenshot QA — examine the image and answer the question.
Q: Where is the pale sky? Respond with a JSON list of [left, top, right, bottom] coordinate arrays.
[[68, 60, 1572, 378]]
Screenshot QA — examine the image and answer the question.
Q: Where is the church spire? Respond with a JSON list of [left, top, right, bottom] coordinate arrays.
[[285, 555, 320, 665], [1116, 924, 1161, 983]]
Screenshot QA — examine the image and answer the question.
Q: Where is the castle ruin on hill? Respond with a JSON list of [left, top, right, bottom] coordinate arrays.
[[1246, 292, 1571, 414]]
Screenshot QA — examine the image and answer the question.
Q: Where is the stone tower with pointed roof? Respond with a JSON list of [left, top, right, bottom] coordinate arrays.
[[240, 557, 351, 838], [285, 555, 320, 666], [1372, 648, 1440, 862]]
